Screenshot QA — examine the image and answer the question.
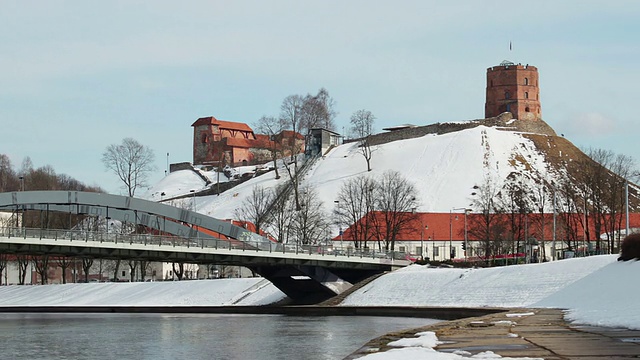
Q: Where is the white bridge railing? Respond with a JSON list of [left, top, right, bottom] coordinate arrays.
[[0, 227, 413, 264]]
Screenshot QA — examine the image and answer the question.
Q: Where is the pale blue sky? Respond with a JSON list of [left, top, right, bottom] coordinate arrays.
[[2, 1, 639, 194]]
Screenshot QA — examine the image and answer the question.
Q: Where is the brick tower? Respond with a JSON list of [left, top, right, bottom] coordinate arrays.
[[485, 61, 541, 120]]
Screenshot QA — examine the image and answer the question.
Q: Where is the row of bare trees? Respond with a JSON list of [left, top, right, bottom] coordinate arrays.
[[0, 153, 104, 230], [255, 88, 337, 211], [235, 184, 330, 246], [465, 148, 639, 262], [333, 171, 418, 251], [235, 170, 419, 250], [0, 254, 199, 285]]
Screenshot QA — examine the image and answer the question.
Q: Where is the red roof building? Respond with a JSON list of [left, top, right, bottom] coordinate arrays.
[[192, 116, 305, 166], [334, 211, 640, 262]]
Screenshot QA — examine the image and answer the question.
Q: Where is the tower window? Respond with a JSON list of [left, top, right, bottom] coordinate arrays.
[[505, 91, 511, 99], [201, 134, 208, 144], [524, 78, 529, 85], [525, 107, 530, 112], [525, 92, 529, 99]]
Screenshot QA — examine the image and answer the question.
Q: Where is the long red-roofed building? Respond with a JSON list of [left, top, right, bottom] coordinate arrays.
[[334, 211, 640, 263]]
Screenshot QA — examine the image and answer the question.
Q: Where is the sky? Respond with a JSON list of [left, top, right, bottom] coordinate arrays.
[[2, 1, 640, 194], [0, 254, 635, 359]]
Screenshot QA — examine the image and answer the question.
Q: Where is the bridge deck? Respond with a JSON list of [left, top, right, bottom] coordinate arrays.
[[0, 228, 410, 270]]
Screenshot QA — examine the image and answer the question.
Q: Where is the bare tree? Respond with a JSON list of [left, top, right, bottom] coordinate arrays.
[[32, 255, 50, 285], [0, 154, 17, 192], [102, 138, 156, 197], [300, 88, 337, 132], [172, 262, 185, 280], [127, 260, 138, 282], [267, 187, 293, 243], [255, 115, 283, 179], [82, 258, 94, 282], [334, 175, 376, 249], [606, 153, 636, 252], [279, 95, 306, 210], [103, 259, 122, 282], [468, 176, 508, 264], [496, 176, 531, 262], [359, 136, 375, 172], [235, 185, 275, 236], [350, 109, 375, 138], [0, 253, 7, 285], [139, 260, 152, 281], [371, 171, 418, 252], [289, 187, 329, 246], [53, 257, 74, 284], [578, 148, 614, 253], [16, 255, 29, 285]]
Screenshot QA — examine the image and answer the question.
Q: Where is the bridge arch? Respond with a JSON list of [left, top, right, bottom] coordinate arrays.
[[0, 191, 264, 245]]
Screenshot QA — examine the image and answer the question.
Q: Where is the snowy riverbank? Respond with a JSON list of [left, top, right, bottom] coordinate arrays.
[[0, 255, 636, 330]]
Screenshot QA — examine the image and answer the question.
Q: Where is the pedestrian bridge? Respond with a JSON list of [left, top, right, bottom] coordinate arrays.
[[0, 191, 410, 304]]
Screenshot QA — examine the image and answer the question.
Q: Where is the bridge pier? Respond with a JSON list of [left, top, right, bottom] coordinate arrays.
[[252, 265, 383, 305]]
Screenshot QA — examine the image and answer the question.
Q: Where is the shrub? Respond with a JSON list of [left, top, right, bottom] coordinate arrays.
[[618, 233, 640, 261]]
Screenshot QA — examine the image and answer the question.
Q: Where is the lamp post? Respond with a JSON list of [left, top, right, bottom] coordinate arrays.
[[165, 152, 169, 176], [190, 190, 196, 212], [450, 207, 470, 261], [626, 179, 629, 240], [463, 209, 470, 261], [18, 176, 24, 230], [552, 189, 557, 261]]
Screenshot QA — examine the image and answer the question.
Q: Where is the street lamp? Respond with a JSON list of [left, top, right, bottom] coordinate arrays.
[[421, 225, 428, 261], [411, 207, 428, 261], [463, 209, 470, 261], [450, 207, 471, 261], [190, 190, 196, 212]]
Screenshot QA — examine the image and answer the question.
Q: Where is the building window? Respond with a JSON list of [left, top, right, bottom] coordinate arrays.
[[525, 107, 530, 112], [524, 77, 529, 85], [201, 134, 208, 144], [506, 104, 511, 112], [433, 247, 440, 257], [416, 246, 422, 255], [399, 246, 406, 253], [504, 91, 510, 99], [524, 92, 529, 99], [121, 270, 126, 277]]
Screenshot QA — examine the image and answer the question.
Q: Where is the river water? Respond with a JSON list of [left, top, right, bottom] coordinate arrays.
[[0, 313, 440, 360]]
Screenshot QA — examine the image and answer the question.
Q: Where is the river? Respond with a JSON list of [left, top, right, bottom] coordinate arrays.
[[0, 313, 440, 360]]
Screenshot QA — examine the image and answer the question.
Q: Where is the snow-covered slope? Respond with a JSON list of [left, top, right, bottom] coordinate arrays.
[[0, 278, 285, 307], [145, 123, 556, 220], [1, 255, 637, 329]]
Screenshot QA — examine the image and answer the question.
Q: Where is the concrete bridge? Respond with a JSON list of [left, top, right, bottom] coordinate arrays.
[[0, 191, 410, 304]]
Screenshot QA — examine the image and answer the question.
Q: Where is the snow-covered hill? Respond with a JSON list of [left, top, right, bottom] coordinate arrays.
[[145, 120, 561, 223]]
